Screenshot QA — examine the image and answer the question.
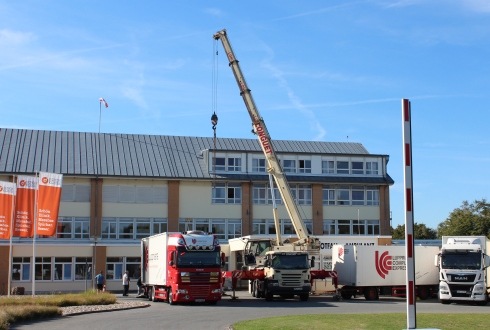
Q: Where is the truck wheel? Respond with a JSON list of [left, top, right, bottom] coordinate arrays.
[[264, 287, 273, 301], [341, 292, 353, 300], [440, 299, 450, 305], [168, 289, 175, 305], [251, 281, 256, 297], [299, 293, 309, 301], [364, 287, 379, 301], [148, 287, 154, 302], [417, 286, 429, 300]]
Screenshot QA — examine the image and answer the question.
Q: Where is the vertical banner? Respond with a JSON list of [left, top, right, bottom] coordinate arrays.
[[37, 172, 63, 236], [0, 181, 16, 239], [13, 175, 38, 237]]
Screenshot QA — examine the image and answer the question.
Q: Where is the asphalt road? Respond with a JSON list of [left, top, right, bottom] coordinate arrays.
[[12, 291, 489, 330]]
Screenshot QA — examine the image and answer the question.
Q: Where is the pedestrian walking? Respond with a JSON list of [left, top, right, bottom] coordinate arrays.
[[95, 271, 105, 294], [122, 270, 130, 296]]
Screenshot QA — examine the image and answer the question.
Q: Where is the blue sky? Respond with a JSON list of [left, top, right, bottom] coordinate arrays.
[[1, 0, 489, 230]]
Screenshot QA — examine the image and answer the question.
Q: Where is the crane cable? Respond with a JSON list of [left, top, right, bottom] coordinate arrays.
[[211, 39, 219, 188]]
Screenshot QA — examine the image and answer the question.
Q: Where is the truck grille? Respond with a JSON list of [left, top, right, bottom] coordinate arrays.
[[448, 274, 476, 282], [189, 284, 211, 298], [449, 284, 473, 297], [279, 273, 303, 287]]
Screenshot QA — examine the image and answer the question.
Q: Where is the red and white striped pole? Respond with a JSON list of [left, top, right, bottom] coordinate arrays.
[[402, 98, 416, 329]]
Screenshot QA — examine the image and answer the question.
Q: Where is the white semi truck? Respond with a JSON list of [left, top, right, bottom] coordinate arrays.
[[435, 236, 490, 305], [332, 244, 440, 300]]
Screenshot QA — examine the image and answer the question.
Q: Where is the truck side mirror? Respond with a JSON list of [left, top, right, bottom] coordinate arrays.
[[484, 255, 490, 269], [310, 256, 316, 268], [434, 254, 439, 267]]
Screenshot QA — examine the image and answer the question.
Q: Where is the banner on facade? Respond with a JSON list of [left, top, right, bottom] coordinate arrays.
[[36, 172, 63, 236], [0, 181, 16, 239], [13, 175, 38, 237]]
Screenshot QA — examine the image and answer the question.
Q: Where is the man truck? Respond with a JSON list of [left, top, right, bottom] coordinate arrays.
[[436, 236, 490, 305], [141, 231, 223, 304]]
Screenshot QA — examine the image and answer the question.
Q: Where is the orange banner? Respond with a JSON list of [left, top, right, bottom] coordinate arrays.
[[13, 175, 38, 238], [0, 181, 16, 240], [36, 172, 63, 236]]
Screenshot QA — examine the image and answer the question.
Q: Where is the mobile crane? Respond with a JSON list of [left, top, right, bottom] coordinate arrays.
[[214, 29, 336, 301]]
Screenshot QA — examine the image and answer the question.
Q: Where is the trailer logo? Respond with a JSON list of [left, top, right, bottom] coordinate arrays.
[[375, 250, 392, 279]]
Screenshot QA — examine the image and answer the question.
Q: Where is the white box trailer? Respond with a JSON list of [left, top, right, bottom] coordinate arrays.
[[332, 244, 440, 300]]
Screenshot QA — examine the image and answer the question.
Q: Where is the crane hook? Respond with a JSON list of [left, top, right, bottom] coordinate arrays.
[[211, 112, 218, 130]]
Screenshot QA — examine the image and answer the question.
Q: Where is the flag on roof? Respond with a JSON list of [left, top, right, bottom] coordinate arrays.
[[99, 97, 109, 108]]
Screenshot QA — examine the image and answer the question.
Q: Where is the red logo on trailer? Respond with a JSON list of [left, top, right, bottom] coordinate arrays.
[[375, 250, 392, 279]]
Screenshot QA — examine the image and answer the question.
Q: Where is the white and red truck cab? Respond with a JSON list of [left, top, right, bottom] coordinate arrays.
[[141, 231, 224, 304]]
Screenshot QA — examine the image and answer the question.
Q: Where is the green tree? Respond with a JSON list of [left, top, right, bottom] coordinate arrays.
[[437, 199, 490, 238], [391, 222, 437, 239]]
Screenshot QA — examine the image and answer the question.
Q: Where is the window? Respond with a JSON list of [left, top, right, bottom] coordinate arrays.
[[298, 159, 311, 173], [352, 220, 365, 235], [75, 257, 92, 280], [322, 186, 335, 205], [295, 184, 312, 205], [214, 157, 226, 171], [283, 159, 296, 173], [227, 157, 242, 172], [322, 160, 335, 174], [102, 218, 118, 239], [351, 161, 364, 175], [336, 161, 349, 174], [366, 161, 379, 175], [54, 257, 72, 281], [12, 257, 30, 281], [337, 220, 351, 235], [367, 220, 380, 235], [252, 219, 312, 236], [212, 219, 226, 241], [56, 217, 90, 239], [102, 185, 167, 203], [35, 257, 52, 281], [212, 183, 241, 204], [61, 184, 90, 202], [336, 186, 350, 205], [323, 220, 335, 235], [106, 257, 124, 280], [351, 187, 365, 205], [178, 218, 242, 243], [253, 184, 268, 204], [119, 220, 134, 239], [253, 219, 267, 235], [252, 158, 266, 172], [366, 186, 380, 206], [102, 218, 166, 240]]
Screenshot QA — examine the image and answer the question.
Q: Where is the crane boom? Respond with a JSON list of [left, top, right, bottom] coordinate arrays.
[[214, 29, 313, 246]]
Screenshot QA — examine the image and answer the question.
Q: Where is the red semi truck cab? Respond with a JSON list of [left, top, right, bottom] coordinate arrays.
[[141, 231, 223, 304]]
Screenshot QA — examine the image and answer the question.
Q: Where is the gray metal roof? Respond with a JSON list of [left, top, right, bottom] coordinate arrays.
[[0, 128, 390, 183]]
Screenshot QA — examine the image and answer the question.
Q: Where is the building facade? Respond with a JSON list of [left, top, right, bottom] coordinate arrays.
[[0, 128, 393, 294]]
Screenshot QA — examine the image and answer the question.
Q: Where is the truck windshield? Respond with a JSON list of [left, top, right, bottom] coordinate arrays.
[[271, 254, 309, 269], [441, 251, 482, 270], [176, 250, 221, 267]]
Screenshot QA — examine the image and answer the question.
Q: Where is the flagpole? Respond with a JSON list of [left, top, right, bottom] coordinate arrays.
[[7, 178, 15, 297], [32, 172, 39, 297]]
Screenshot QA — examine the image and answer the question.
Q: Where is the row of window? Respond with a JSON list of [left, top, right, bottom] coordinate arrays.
[[61, 185, 168, 203], [11, 256, 141, 282], [49, 217, 380, 241], [213, 183, 380, 206], [214, 156, 380, 176]]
